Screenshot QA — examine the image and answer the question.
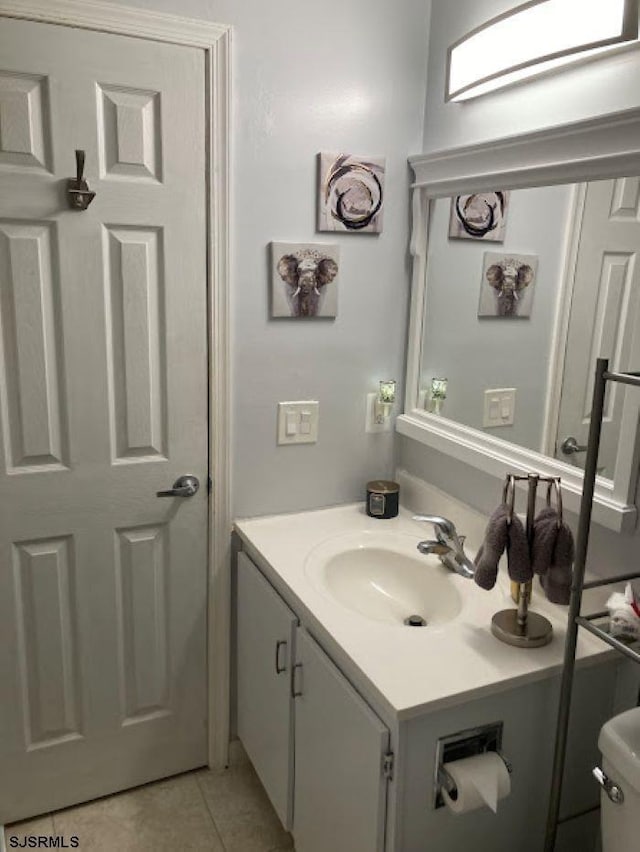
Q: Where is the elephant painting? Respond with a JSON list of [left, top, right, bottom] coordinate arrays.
[[271, 243, 340, 318], [479, 253, 538, 318]]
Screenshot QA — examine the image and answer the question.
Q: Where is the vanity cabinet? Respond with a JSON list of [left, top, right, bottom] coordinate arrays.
[[236, 552, 297, 829], [236, 552, 390, 851], [294, 626, 390, 852]]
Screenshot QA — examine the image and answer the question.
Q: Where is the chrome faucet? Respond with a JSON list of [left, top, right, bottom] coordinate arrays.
[[413, 515, 476, 579]]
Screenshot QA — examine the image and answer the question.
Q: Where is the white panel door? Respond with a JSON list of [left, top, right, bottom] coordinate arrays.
[[236, 553, 297, 829], [556, 178, 640, 477], [293, 628, 389, 852], [0, 18, 209, 822]]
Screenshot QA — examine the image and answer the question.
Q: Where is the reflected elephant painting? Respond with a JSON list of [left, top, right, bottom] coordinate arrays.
[[478, 252, 538, 318], [271, 242, 340, 318]]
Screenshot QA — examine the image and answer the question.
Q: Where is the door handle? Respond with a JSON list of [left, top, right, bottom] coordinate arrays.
[[156, 475, 200, 498], [561, 436, 588, 456]]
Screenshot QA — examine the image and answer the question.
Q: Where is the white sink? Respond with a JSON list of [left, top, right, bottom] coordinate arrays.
[[304, 530, 463, 627]]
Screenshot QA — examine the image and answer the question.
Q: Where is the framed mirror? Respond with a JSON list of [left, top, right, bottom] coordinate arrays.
[[400, 108, 640, 532]]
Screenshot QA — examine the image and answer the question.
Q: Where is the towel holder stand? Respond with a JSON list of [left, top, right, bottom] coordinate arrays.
[[490, 472, 555, 648]]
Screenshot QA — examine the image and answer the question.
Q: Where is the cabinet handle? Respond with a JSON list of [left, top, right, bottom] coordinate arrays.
[[291, 662, 303, 698], [275, 640, 287, 674]]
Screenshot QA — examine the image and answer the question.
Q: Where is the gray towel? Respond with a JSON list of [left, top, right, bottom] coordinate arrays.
[[474, 504, 532, 590], [544, 524, 574, 605], [474, 505, 509, 590], [506, 514, 533, 584], [531, 506, 558, 577], [532, 507, 575, 605]]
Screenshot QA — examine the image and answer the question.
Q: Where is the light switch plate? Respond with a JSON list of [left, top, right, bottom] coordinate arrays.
[[277, 401, 319, 445], [483, 388, 516, 428]]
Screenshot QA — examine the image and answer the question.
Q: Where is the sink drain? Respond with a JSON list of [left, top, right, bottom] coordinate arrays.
[[404, 614, 427, 627]]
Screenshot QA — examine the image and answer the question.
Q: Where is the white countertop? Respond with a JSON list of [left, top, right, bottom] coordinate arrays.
[[235, 502, 612, 722]]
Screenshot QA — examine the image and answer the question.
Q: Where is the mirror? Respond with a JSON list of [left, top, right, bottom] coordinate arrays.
[[402, 111, 640, 531], [418, 177, 640, 482]]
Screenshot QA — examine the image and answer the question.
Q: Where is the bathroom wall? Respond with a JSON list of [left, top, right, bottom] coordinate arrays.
[[423, 0, 640, 153], [421, 185, 574, 451], [103, 0, 431, 517]]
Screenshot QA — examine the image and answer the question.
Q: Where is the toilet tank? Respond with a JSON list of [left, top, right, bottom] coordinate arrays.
[[598, 706, 640, 852]]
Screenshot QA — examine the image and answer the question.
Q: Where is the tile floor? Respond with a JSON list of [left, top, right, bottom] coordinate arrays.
[[3, 743, 294, 852]]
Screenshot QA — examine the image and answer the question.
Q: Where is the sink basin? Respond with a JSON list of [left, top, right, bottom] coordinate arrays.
[[304, 531, 463, 627]]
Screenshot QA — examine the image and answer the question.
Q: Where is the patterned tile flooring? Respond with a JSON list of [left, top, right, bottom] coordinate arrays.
[[3, 744, 294, 852]]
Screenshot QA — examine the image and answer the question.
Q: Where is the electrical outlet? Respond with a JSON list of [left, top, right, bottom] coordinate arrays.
[[277, 401, 319, 445], [483, 388, 516, 428]]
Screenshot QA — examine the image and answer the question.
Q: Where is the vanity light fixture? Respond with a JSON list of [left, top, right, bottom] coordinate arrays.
[[375, 380, 397, 424], [429, 377, 448, 415], [446, 0, 639, 102]]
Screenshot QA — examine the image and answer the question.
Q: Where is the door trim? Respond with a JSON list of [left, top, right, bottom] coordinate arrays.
[[0, 0, 232, 768], [540, 183, 586, 458]]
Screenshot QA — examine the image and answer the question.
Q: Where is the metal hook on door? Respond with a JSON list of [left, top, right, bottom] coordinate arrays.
[[67, 149, 96, 210]]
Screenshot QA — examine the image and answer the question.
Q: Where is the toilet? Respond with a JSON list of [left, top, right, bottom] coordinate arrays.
[[597, 707, 640, 851]]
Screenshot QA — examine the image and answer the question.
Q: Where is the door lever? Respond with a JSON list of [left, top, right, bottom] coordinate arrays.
[[593, 766, 624, 804], [561, 436, 588, 456], [157, 475, 200, 498], [67, 149, 96, 210]]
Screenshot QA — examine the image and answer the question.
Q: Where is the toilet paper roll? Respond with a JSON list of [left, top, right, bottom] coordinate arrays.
[[441, 752, 511, 815]]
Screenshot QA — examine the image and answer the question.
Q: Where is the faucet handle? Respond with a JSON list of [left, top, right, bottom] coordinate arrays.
[[412, 516, 468, 554], [411, 515, 456, 533], [412, 515, 457, 538]]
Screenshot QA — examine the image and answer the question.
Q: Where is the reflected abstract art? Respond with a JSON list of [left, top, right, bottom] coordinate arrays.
[[449, 191, 509, 242]]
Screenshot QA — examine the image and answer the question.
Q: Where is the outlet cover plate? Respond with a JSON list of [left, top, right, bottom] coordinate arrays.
[[366, 392, 395, 433]]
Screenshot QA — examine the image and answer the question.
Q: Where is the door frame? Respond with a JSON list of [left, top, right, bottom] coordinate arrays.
[[0, 0, 232, 768], [540, 182, 586, 458]]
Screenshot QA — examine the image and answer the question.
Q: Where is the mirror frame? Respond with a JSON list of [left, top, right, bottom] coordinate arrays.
[[401, 107, 640, 533]]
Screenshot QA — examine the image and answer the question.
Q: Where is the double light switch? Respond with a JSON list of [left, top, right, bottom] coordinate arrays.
[[277, 401, 319, 445], [483, 388, 516, 428]]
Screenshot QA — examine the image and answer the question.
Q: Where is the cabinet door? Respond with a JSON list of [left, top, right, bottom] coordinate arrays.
[[237, 552, 297, 829], [293, 628, 390, 852]]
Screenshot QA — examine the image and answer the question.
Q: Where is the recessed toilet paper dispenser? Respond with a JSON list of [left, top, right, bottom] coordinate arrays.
[[433, 721, 512, 810]]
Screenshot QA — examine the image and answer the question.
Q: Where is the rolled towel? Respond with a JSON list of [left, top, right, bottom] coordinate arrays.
[[540, 519, 575, 605], [531, 506, 558, 577], [474, 505, 509, 590], [506, 513, 533, 584]]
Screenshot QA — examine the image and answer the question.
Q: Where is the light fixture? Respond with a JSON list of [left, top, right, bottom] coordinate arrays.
[[374, 380, 396, 424], [446, 0, 639, 102], [428, 378, 448, 415]]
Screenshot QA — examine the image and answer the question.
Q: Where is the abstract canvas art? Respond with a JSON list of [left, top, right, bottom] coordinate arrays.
[[318, 153, 385, 233], [271, 242, 340, 318], [478, 252, 538, 318], [449, 191, 510, 242]]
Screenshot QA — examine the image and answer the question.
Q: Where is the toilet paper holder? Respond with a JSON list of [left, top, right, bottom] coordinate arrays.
[[433, 721, 512, 809]]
